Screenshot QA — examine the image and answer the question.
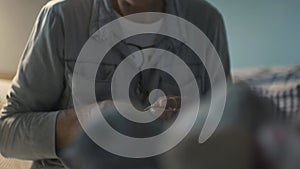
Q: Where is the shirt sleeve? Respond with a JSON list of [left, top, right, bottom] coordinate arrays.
[[212, 12, 231, 81], [201, 9, 232, 94], [208, 10, 232, 82], [0, 3, 65, 160]]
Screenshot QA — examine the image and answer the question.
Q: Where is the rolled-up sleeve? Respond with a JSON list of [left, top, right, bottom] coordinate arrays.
[[0, 3, 65, 160]]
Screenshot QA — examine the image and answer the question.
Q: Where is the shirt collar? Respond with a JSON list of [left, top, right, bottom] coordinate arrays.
[[89, 0, 187, 52]]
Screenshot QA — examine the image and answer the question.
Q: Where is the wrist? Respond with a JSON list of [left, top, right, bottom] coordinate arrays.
[[55, 109, 80, 150]]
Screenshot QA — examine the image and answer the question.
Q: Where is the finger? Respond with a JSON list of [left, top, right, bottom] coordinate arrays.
[[161, 110, 178, 120], [150, 107, 178, 116]]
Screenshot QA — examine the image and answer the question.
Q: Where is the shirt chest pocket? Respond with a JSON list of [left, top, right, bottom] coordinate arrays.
[[65, 60, 117, 101], [158, 62, 206, 96], [66, 59, 117, 80], [159, 62, 204, 82], [95, 63, 117, 101]]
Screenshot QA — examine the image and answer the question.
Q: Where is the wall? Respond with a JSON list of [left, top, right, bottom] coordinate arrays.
[[0, 0, 48, 76], [207, 0, 300, 68]]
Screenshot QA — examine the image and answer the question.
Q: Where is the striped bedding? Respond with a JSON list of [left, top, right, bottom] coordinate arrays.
[[232, 65, 300, 119]]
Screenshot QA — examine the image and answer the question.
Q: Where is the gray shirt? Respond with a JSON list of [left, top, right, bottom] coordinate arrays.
[[0, 0, 231, 168]]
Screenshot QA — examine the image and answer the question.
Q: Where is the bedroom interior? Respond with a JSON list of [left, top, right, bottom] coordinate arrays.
[[0, 0, 299, 169]]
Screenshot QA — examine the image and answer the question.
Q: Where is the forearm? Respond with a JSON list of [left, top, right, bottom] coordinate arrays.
[[0, 108, 87, 160], [55, 108, 81, 150], [55, 100, 115, 150], [0, 100, 119, 160], [0, 111, 59, 160]]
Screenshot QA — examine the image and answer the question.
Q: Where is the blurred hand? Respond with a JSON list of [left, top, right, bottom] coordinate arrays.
[[146, 96, 183, 121], [56, 100, 115, 150]]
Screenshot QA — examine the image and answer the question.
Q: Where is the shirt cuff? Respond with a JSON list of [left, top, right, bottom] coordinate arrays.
[[29, 111, 60, 159]]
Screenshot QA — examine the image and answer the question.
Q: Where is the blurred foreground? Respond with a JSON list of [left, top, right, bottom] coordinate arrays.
[[60, 84, 300, 169]]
